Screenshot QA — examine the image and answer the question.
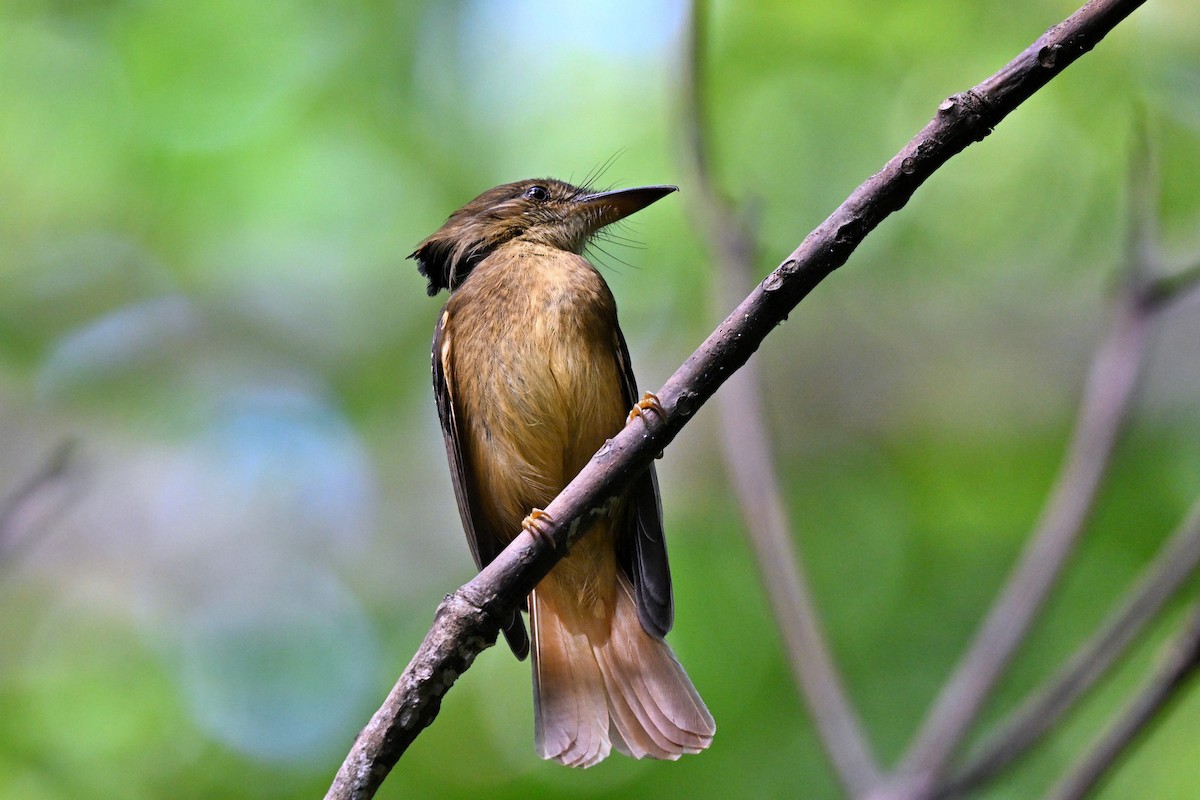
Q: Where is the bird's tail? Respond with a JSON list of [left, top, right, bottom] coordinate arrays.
[[530, 573, 714, 767]]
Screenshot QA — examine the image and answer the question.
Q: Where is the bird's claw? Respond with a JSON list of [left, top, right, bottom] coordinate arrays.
[[627, 392, 665, 425], [521, 508, 557, 549]]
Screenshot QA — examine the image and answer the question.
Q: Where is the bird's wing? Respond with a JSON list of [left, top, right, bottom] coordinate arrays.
[[432, 308, 530, 658], [612, 326, 674, 638]]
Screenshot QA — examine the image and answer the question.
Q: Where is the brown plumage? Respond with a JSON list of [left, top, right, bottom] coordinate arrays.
[[411, 178, 714, 766]]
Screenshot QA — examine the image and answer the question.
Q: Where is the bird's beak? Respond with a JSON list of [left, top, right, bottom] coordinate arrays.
[[575, 185, 678, 228]]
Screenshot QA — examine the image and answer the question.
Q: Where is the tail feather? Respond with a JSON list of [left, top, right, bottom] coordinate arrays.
[[531, 595, 611, 767], [596, 640, 679, 760], [530, 575, 714, 767], [601, 577, 714, 753]]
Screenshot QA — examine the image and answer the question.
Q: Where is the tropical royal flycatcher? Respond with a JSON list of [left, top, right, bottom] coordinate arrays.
[[410, 178, 714, 767]]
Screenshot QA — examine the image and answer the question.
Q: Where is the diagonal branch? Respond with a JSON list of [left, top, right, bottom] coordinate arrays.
[[1044, 605, 1200, 800], [943, 497, 1200, 797], [678, 1, 881, 794], [326, 2, 1148, 797], [0, 438, 79, 562], [1145, 260, 1200, 310]]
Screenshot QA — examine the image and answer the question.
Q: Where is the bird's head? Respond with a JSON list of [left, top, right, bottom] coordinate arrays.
[[410, 178, 677, 296]]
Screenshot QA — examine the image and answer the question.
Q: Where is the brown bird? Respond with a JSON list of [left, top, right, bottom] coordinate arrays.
[[411, 178, 714, 767]]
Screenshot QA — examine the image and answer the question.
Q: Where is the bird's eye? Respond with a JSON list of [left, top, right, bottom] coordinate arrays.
[[523, 185, 550, 202]]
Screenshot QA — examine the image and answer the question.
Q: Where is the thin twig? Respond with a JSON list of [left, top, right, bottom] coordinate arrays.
[[943, 498, 1200, 796], [326, 2, 1147, 796], [679, 1, 881, 794], [1044, 605, 1200, 800], [1145, 261, 1200, 310], [0, 438, 78, 560]]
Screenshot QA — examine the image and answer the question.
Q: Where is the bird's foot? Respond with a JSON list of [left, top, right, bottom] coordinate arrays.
[[521, 508, 557, 549], [627, 392, 665, 425]]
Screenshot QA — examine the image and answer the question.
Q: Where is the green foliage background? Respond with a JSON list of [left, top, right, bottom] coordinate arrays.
[[1, 1, 1198, 798]]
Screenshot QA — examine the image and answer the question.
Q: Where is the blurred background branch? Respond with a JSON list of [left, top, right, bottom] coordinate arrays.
[[945, 497, 1200, 797], [893, 114, 1170, 799], [0, 438, 80, 564], [679, 1, 881, 795], [941, 140, 1200, 798], [1046, 605, 1200, 800]]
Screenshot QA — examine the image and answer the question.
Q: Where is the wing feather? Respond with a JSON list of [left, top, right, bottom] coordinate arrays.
[[433, 308, 530, 658], [611, 327, 674, 638]]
